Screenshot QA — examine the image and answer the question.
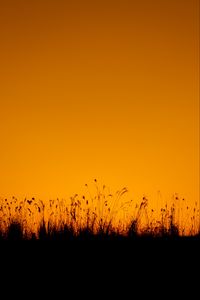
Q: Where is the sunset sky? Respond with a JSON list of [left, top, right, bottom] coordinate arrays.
[[0, 0, 199, 207]]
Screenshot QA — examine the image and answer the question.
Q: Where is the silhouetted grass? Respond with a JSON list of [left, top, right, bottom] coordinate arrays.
[[6, 220, 24, 240], [0, 181, 199, 241]]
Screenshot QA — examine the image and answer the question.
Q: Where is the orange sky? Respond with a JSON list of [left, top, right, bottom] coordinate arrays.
[[0, 0, 199, 208]]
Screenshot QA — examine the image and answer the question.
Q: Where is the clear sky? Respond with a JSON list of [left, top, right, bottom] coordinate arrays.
[[0, 0, 199, 207]]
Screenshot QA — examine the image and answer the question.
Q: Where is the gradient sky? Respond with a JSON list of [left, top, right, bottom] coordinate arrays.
[[0, 0, 199, 207]]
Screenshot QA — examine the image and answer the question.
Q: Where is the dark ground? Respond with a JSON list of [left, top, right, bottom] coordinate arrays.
[[0, 237, 199, 297]]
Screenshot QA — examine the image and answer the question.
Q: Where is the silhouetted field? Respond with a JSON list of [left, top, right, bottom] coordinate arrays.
[[0, 181, 199, 282], [0, 181, 199, 241]]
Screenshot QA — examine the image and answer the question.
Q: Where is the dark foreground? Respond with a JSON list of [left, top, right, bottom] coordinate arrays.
[[1, 237, 199, 297], [1, 235, 199, 264]]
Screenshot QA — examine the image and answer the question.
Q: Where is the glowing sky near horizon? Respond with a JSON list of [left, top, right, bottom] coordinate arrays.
[[0, 0, 199, 207]]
